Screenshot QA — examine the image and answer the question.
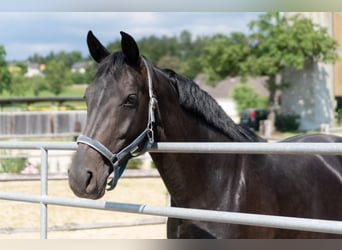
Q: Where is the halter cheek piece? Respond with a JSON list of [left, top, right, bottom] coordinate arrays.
[[76, 57, 157, 190]]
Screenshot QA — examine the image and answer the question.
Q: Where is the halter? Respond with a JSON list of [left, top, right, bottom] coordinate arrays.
[[76, 57, 157, 190]]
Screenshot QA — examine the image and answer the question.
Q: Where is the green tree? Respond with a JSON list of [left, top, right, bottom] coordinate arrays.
[[138, 35, 179, 64], [70, 71, 86, 84], [179, 30, 192, 57], [45, 59, 71, 95], [49, 51, 83, 68], [29, 76, 48, 96], [8, 73, 28, 95], [202, 12, 338, 102], [107, 40, 120, 53], [157, 55, 182, 72], [14, 61, 28, 75], [201, 32, 251, 85], [178, 33, 210, 79], [106, 31, 209, 80], [0, 45, 12, 94], [29, 51, 84, 68], [246, 12, 338, 106], [83, 62, 96, 84], [7, 61, 30, 96], [28, 53, 47, 64]]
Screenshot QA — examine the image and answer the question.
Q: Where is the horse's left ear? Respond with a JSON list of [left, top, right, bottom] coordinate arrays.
[[120, 31, 140, 66]]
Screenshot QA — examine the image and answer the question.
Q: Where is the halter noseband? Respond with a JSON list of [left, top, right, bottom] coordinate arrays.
[[76, 57, 157, 190]]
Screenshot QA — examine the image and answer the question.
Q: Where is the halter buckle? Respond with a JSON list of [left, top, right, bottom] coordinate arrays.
[[147, 126, 154, 144]]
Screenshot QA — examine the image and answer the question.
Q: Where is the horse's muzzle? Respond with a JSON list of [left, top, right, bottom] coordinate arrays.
[[68, 145, 110, 199]]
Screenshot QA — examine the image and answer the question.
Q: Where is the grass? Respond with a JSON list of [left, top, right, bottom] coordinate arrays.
[[1, 84, 87, 98], [1, 84, 87, 111], [60, 84, 87, 96]]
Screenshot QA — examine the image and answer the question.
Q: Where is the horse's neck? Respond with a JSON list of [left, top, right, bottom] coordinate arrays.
[[149, 118, 243, 208], [150, 75, 243, 207]]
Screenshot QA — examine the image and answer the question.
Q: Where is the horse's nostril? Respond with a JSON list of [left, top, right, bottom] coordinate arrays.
[[86, 171, 93, 188]]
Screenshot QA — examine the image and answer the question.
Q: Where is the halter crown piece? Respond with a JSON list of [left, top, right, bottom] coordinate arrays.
[[76, 57, 157, 190]]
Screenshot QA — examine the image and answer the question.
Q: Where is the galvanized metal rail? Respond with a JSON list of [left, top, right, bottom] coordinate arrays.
[[150, 142, 342, 155], [1, 141, 342, 238], [1, 192, 342, 236], [1, 141, 342, 155]]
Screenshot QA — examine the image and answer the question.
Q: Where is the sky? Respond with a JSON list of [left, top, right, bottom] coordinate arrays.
[[0, 12, 262, 62]]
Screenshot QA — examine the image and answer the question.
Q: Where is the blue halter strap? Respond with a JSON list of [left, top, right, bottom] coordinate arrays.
[[76, 57, 157, 190]]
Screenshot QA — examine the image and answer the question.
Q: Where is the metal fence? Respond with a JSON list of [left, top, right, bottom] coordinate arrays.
[[1, 141, 342, 239]]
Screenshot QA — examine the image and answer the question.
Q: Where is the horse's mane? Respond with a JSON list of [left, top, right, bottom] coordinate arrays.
[[95, 52, 126, 79], [162, 69, 264, 142]]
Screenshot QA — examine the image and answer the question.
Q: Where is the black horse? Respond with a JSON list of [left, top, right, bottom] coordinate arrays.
[[68, 31, 342, 238]]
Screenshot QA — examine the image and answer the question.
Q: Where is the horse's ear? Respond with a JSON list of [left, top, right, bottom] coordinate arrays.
[[87, 31, 110, 63], [120, 31, 140, 66]]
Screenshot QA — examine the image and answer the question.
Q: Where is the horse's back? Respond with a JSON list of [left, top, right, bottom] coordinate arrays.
[[266, 133, 342, 238], [280, 133, 342, 143]]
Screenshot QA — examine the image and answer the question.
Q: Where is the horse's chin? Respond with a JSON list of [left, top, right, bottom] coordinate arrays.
[[85, 185, 107, 200], [74, 187, 106, 200], [69, 177, 107, 200]]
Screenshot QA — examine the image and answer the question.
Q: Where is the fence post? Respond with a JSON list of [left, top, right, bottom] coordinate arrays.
[[320, 124, 330, 134], [40, 147, 48, 239]]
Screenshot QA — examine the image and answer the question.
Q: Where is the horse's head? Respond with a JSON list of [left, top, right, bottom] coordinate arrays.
[[68, 31, 156, 199]]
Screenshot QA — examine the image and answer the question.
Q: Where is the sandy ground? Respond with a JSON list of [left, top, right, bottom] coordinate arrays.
[[0, 178, 168, 239], [0, 224, 167, 239]]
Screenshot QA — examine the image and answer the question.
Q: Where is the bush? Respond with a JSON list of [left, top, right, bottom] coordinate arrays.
[[275, 113, 300, 132], [126, 158, 143, 169], [230, 82, 268, 112], [336, 109, 342, 126], [0, 157, 27, 173]]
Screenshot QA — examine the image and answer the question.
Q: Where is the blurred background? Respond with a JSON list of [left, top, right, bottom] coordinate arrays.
[[1, 12, 342, 238]]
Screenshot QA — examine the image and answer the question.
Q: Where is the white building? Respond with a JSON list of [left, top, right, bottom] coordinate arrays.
[[281, 12, 341, 130], [24, 63, 44, 78]]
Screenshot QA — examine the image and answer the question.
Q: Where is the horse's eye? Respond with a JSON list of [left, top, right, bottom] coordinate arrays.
[[123, 94, 138, 107]]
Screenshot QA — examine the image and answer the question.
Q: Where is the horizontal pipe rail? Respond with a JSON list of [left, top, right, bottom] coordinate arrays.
[[151, 142, 342, 155], [0, 192, 342, 235], [1, 141, 342, 155], [2, 141, 342, 237], [0, 141, 77, 150], [0, 170, 160, 182]]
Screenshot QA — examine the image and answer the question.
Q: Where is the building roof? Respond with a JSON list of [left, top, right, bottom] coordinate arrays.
[[194, 74, 269, 99]]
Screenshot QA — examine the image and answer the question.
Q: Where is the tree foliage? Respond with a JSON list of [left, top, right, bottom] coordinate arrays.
[[201, 33, 251, 84], [247, 12, 337, 74], [247, 12, 338, 102], [4, 13, 338, 101], [4, 31, 209, 96], [29, 76, 48, 96], [107, 30, 209, 79], [29, 51, 83, 68], [201, 12, 339, 104], [230, 82, 268, 112], [45, 59, 71, 95], [0, 45, 12, 94]]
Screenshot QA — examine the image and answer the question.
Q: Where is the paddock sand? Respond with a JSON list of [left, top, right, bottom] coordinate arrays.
[[0, 178, 168, 239]]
